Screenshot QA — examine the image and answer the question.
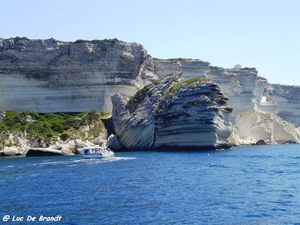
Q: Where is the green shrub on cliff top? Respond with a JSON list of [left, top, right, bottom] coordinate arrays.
[[74, 38, 119, 44], [166, 77, 210, 97], [241, 67, 257, 71], [127, 84, 153, 113], [0, 110, 108, 137]]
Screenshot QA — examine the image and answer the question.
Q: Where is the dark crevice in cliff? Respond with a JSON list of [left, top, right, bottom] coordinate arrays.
[[102, 117, 115, 138]]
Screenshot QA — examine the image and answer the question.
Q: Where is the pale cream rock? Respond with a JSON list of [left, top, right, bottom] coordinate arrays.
[[0, 37, 157, 113], [1, 38, 300, 148], [3, 146, 19, 156]]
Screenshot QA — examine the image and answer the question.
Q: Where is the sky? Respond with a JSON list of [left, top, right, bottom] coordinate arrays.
[[1, 0, 299, 85]]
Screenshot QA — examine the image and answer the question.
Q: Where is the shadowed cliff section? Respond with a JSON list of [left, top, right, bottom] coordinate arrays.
[[109, 72, 234, 151]]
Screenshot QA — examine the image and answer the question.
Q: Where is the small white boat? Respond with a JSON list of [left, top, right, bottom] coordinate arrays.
[[81, 145, 114, 159]]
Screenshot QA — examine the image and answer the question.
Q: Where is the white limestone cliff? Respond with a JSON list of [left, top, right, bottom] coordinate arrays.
[[1, 37, 300, 150], [153, 59, 300, 145], [0, 37, 157, 113]]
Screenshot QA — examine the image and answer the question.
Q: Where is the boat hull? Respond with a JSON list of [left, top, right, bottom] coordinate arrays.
[[81, 154, 103, 159], [80, 145, 114, 159]]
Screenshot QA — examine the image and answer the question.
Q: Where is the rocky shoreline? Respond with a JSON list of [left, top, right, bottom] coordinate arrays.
[[0, 139, 97, 157], [1, 37, 300, 155]]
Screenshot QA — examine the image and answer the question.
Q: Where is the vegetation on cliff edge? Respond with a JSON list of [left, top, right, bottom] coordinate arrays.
[[166, 77, 211, 97], [126, 75, 211, 114], [127, 83, 155, 113], [0, 110, 109, 147], [74, 38, 119, 44]]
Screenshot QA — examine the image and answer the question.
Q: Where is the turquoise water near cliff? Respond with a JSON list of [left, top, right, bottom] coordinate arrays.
[[1, 144, 300, 224]]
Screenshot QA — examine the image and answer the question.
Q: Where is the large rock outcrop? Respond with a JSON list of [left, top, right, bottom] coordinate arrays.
[[1, 37, 300, 148], [110, 72, 233, 150], [0, 37, 157, 113], [153, 59, 300, 145], [25, 148, 70, 157]]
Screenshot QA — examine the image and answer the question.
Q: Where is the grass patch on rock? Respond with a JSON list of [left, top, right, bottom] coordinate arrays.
[[165, 77, 210, 97]]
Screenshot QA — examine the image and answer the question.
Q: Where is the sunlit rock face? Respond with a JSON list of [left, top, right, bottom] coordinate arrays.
[[1, 37, 300, 147], [0, 37, 157, 113], [153, 58, 209, 78], [153, 60, 300, 145], [268, 84, 300, 127], [110, 72, 233, 150], [207, 68, 300, 145], [207, 67, 267, 144]]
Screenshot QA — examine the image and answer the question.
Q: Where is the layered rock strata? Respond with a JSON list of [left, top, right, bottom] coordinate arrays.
[[1, 37, 300, 148], [268, 84, 300, 127], [153, 59, 300, 145], [110, 72, 233, 150], [0, 37, 157, 113]]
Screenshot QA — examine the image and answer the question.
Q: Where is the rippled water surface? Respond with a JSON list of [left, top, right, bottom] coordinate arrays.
[[1, 144, 300, 224]]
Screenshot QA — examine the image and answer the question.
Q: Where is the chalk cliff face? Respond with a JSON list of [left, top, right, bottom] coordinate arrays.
[[0, 37, 157, 113], [268, 84, 300, 127], [153, 59, 300, 145], [153, 58, 210, 78], [1, 37, 300, 149], [110, 72, 233, 150]]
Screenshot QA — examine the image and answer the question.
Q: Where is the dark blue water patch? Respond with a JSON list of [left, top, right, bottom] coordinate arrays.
[[1, 145, 300, 224]]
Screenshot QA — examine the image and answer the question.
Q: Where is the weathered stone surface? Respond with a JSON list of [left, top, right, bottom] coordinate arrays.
[[2, 146, 20, 156], [268, 84, 300, 127], [1, 37, 300, 149], [207, 68, 300, 145], [154, 61, 300, 145], [0, 127, 105, 156], [0, 131, 28, 156], [107, 134, 123, 150], [0, 37, 157, 113], [111, 72, 233, 150], [26, 148, 69, 157], [153, 58, 210, 78]]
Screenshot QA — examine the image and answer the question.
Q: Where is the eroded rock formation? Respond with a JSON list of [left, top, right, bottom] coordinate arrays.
[[26, 148, 69, 157], [1, 37, 300, 150], [110, 72, 233, 150], [153, 59, 300, 145]]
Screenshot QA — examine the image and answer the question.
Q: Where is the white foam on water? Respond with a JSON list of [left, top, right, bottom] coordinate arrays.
[[0, 156, 137, 171], [75, 156, 137, 165], [29, 156, 137, 168]]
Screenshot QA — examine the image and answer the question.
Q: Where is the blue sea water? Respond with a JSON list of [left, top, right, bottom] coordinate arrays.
[[1, 144, 300, 224]]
